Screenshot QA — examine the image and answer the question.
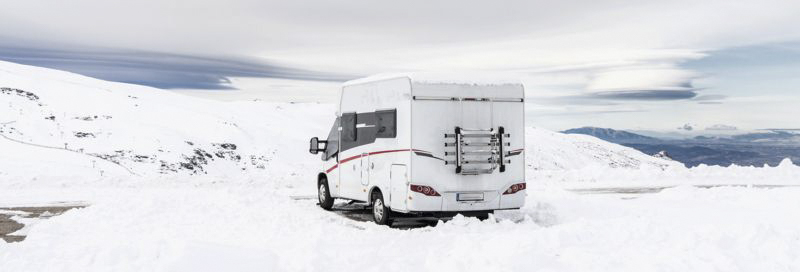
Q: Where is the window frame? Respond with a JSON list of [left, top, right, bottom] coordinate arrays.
[[341, 112, 357, 142], [322, 118, 340, 161], [375, 109, 397, 138]]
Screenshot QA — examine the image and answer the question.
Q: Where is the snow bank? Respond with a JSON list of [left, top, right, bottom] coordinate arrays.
[[1, 185, 799, 271]]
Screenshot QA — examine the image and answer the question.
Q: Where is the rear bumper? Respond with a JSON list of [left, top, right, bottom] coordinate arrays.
[[401, 210, 511, 218], [402, 190, 525, 213]]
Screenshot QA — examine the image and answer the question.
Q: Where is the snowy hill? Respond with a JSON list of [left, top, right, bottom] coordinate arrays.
[[527, 127, 679, 171], [2, 60, 799, 190], [562, 127, 658, 143], [1, 60, 683, 185], [0, 60, 333, 184]]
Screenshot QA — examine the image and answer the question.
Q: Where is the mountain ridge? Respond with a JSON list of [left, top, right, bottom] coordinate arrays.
[[0, 60, 683, 183], [562, 126, 800, 167], [562, 127, 658, 143]]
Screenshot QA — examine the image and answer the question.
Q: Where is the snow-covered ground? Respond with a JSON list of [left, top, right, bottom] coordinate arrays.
[[2, 185, 799, 271], [2, 60, 800, 271]]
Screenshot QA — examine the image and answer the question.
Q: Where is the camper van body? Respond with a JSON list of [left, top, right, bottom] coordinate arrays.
[[311, 74, 526, 223]]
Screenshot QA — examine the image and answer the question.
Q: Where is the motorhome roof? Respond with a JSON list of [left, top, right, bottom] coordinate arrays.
[[343, 72, 522, 87]]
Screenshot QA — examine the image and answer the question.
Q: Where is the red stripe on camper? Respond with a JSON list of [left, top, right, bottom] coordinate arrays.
[[325, 149, 431, 173]]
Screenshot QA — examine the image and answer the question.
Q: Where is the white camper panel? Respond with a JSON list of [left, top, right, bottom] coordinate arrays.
[[409, 83, 525, 212], [336, 78, 412, 203]]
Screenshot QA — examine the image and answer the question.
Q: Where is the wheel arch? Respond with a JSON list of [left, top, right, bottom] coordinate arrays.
[[317, 172, 327, 184], [368, 185, 385, 206]]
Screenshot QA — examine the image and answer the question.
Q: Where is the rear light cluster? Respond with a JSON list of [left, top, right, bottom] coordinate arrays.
[[410, 185, 441, 196], [503, 183, 526, 195]]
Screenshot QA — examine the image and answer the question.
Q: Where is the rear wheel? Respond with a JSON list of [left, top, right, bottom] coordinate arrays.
[[476, 211, 493, 221], [371, 190, 393, 225], [318, 178, 334, 210]]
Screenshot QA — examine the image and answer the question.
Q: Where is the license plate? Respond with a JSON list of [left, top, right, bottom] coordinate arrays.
[[457, 193, 484, 201]]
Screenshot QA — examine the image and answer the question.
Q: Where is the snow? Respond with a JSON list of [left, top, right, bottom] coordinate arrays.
[[2, 186, 799, 271], [343, 72, 523, 86], [6, 215, 38, 237], [2, 60, 800, 271], [0, 59, 336, 185]]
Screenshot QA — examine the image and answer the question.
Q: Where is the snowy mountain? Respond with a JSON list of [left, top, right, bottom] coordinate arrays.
[[3, 59, 798, 189], [652, 150, 675, 161], [565, 126, 800, 167], [528, 128, 679, 171], [0, 60, 682, 184], [562, 127, 658, 143], [0, 60, 333, 184]]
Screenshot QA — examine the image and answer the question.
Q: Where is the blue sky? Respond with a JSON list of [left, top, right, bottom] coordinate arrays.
[[1, 0, 798, 131]]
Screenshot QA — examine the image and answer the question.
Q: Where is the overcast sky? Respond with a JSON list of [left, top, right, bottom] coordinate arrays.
[[1, 0, 799, 131]]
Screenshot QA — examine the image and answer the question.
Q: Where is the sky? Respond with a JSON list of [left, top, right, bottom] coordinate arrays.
[[1, 0, 799, 131]]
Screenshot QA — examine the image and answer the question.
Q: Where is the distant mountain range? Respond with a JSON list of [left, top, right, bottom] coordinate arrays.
[[563, 127, 800, 167], [562, 127, 657, 143]]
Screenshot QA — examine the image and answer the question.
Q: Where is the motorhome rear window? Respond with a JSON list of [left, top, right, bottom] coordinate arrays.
[[341, 112, 357, 142], [375, 109, 396, 138]]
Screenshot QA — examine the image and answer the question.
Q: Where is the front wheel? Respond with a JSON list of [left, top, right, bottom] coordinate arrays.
[[371, 190, 393, 225], [318, 178, 334, 210]]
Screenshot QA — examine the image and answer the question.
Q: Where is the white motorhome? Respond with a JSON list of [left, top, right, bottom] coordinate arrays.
[[309, 73, 526, 225]]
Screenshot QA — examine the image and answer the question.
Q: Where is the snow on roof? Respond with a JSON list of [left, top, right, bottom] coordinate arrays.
[[343, 72, 523, 87]]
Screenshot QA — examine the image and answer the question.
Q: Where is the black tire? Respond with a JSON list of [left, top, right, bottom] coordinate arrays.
[[476, 211, 493, 221], [317, 178, 334, 210], [371, 190, 393, 225]]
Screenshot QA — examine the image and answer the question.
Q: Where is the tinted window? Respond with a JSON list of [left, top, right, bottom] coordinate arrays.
[[376, 109, 396, 138], [341, 112, 357, 142], [323, 118, 339, 161]]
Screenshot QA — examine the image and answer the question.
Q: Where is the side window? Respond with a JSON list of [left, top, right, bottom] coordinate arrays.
[[376, 109, 396, 138], [341, 112, 357, 142], [323, 118, 340, 161]]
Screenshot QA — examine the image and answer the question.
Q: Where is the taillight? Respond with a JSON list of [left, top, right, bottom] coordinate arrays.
[[503, 183, 526, 195], [410, 184, 441, 196]]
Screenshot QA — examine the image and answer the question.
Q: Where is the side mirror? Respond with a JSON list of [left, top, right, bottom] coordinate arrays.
[[309, 137, 319, 154], [309, 137, 326, 154]]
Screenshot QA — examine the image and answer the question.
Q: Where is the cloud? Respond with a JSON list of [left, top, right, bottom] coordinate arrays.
[[589, 89, 698, 100], [532, 109, 648, 117], [0, 0, 799, 131], [2, 0, 799, 75], [693, 94, 727, 101], [678, 124, 695, 131], [573, 66, 702, 101], [0, 46, 353, 89], [706, 124, 738, 131], [586, 68, 698, 91], [694, 94, 726, 104]]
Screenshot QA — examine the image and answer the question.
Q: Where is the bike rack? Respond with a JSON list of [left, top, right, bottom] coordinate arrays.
[[444, 126, 511, 175]]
